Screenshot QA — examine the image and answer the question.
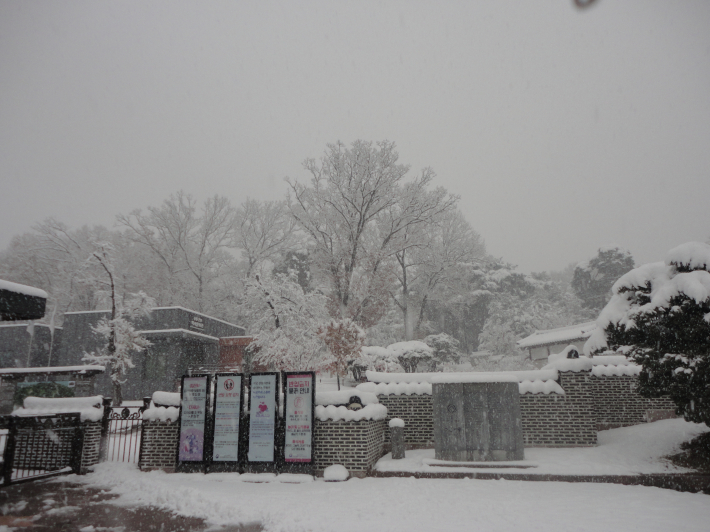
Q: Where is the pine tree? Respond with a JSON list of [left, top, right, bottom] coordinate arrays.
[[587, 242, 710, 425]]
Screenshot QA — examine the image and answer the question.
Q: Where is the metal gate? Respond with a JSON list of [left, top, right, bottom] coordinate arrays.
[[0, 413, 83, 485], [104, 405, 144, 463]]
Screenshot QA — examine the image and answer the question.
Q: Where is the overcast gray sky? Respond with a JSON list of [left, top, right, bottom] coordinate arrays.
[[1, 0, 709, 273]]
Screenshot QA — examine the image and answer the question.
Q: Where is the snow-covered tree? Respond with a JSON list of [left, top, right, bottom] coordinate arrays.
[[242, 272, 329, 371], [424, 333, 461, 371], [287, 140, 456, 327], [387, 340, 434, 373], [585, 242, 710, 425], [350, 345, 403, 380], [81, 243, 155, 406], [572, 247, 635, 311]]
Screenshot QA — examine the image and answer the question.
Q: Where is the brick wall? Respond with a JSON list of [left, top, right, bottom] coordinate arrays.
[[374, 371, 599, 449], [81, 421, 102, 471], [377, 395, 433, 448], [592, 375, 676, 429], [139, 420, 180, 471], [520, 372, 597, 446], [313, 418, 385, 477]]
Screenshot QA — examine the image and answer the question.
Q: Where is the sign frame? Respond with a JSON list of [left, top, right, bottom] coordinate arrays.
[[245, 371, 280, 473], [207, 372, 245, 473], [175, 373, 211, 473], [281, 371, 316, 475]]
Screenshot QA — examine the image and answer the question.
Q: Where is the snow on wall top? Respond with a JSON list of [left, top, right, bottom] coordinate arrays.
[[430, 373, 519, 384], [357, 382, 434, 396], [144, 405, 179, 422], [0, 279, 48, 299], [13, 396, 104, 422], [315, 390, 379, 406], [517, 322, 597, 349], [542, 346, 594, 372], [365, 369, 559, 384], [361, 369, 565, 395], [152, 391, 181, 407], [315, 403, 387, 422], [0, 365, 105, 375]]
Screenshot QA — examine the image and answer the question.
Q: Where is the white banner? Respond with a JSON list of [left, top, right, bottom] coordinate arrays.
[[284, 374, 313, 462], [247, 374, 276, 462], [213, 375, 241, 462], [179, 376, 208, 462]]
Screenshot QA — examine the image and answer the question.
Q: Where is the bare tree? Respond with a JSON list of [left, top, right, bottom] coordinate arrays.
[[287, 140, 456, 327], [392, 208, 486, 340], [117, 191, 238, 313], [81, 242, 155, 406], [233, 198, 300, 278]]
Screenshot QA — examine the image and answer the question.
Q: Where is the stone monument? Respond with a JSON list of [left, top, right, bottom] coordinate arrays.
[[432, 374, 524, 462]]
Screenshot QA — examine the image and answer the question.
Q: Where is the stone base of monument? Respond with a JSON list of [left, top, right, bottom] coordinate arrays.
[[432, 376, 524, 462]]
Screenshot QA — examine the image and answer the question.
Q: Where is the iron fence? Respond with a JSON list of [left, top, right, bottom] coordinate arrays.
[[104, 404, 144, 463], [0, 413, 83, 485]]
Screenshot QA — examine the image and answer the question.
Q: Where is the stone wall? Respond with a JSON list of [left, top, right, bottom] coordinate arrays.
[[377, 395, 433, 448], [139, 420, 179, 471], [313, 418, 385, 477], [592, 375, 676, 429]]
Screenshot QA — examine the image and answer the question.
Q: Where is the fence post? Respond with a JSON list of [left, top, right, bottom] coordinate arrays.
[[141, 396, 151, 411], [70, 414, 85, 475], [2, 417, 16, 485], [98, 397, 112, 462]]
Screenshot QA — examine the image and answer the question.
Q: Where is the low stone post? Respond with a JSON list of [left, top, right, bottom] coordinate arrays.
[[390, 418, 405, 460]]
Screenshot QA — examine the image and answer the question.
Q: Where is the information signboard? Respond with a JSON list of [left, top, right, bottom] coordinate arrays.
[[247, 372, 278, 467], [284, 372, 314, 468], [176, 374, 210, 472], [211, 373, 243, 465]]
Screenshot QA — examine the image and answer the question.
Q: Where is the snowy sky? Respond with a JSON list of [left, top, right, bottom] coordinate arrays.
[[1, 0, 709, 273]]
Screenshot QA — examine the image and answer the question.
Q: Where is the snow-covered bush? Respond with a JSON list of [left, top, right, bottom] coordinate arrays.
[[387, 341, 434, 373], [585, 242, 710, 425], [423, 333, 461, 371]]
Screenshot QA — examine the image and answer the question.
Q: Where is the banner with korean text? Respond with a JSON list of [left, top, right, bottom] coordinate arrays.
[[247, 373, 278, 465], [177, 374, 210, 472], [212, 374, 243, 463]]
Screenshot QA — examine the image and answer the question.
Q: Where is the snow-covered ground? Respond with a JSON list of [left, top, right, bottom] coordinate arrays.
[[377, 418, 709, 476], [64, 419, 710, 532]]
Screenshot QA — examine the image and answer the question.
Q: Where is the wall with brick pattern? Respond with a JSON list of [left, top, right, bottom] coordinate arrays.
[[313, 418, 385, 477], [81, 421, 102, 471], [377, 395, 433, 448], [592, 375, 676, 429], [520, 372, 597, 446], [139, 420, 180, 471]]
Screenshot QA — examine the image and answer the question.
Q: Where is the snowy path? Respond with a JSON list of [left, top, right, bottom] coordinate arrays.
[[376, 418, 710, 476], [65, 419, 710, 532], [70, 463, 710, 532]]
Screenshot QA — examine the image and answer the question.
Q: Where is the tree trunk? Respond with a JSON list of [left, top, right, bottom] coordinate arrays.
[[113, 379, 123, 408]]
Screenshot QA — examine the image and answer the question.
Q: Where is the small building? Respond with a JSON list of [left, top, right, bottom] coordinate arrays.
[[55, 307, 245, 400], [0, 322, 62, 368], [517, 322, 597, 368]]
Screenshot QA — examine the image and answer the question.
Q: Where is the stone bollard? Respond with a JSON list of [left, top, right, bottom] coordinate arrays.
[[389, 418, 405, 460]]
